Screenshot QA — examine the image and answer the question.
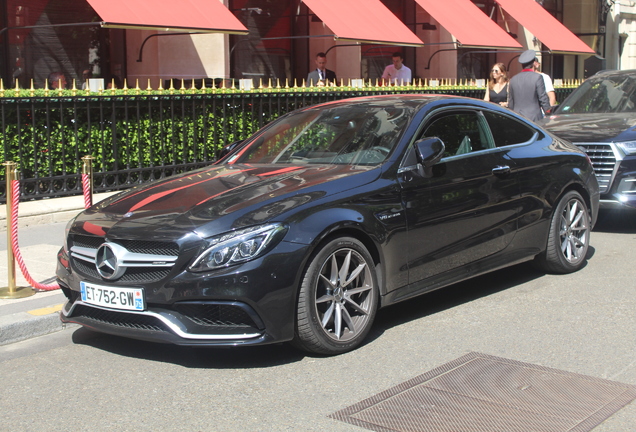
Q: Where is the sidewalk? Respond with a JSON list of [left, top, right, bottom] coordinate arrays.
[[0, 192, 116, 345]]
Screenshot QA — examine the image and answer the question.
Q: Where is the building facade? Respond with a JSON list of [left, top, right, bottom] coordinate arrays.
[[0, 0, 627, 90]]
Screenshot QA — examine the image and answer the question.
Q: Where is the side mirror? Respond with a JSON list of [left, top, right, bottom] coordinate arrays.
[[414, 137, 445, 176]]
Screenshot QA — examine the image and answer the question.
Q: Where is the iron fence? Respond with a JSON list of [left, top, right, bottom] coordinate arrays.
[[0, 86, 574, 203]]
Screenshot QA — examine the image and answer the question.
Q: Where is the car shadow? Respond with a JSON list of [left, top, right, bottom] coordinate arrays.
[[366, 261, 546, 343], [72, 261, 551, 368], [593, 209, 636, 233], [71, 327, 307, 368]]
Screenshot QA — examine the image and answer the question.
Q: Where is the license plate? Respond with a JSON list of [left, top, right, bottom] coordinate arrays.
[[80, 282, 145, 311]]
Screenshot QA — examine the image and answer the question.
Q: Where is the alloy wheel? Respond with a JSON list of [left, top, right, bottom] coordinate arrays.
[[559, 197, 589, 264], [314, 248, 375, 341]]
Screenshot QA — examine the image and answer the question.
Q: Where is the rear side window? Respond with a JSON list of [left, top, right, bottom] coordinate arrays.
[[483, 111, 536, 147], [422, 112, 492, 157]]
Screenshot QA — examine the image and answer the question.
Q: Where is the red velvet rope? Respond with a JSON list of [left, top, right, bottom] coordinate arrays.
[[10, 180, 59, 291], [82, 173, 92, 209]]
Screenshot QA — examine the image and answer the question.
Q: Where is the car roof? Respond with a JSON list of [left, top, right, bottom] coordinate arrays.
[[301, 94, 466, 111], [589, 69, 636, 79]]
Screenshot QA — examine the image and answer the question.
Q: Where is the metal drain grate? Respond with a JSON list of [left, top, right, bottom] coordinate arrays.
[[330, 352, 636, 432]]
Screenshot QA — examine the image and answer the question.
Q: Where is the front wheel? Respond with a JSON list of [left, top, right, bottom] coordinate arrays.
[[293, 237, 378, 355], [534, 190, 591, 274]]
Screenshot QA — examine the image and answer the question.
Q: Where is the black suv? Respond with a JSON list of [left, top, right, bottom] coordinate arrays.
[[539, 69, 636, 210]]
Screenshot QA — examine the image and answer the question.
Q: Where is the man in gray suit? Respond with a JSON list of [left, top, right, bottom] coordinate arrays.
[[307, 52, 337, 86], [508, 50, 551, 122]]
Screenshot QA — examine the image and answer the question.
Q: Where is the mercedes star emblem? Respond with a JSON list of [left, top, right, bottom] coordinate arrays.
[[95, 243, 127, 280]]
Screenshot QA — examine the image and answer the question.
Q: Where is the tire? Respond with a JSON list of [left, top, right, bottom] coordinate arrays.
[[293, 237, 378, 355], [534, 190, 591, 274]]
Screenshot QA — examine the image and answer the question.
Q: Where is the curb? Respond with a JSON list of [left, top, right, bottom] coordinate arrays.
[[0, 191, 118, 230], [0, 308, 73, 346]]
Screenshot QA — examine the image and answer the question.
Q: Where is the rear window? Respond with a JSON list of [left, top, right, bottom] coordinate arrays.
[[482, 111, 536, 147]]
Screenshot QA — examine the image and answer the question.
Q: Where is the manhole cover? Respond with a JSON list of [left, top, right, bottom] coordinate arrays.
[[330, 352, 636, 432]]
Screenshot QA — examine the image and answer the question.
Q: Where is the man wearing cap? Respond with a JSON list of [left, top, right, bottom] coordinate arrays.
[[508, 49, 551, 122]]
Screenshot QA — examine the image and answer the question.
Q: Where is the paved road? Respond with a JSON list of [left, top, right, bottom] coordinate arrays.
[[0, 210, 635, 431]]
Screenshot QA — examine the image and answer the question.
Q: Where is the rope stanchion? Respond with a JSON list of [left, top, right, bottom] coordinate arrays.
[[81, 155, 94, 208], [1, 162, 35, 298], [10, 179, 59, 291]]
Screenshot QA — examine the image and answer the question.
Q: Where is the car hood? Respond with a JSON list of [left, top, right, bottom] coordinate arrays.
[[539, 112, 636, 143], [74, 164, 378, 239]]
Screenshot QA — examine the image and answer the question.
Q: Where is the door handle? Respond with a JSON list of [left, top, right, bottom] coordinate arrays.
[[492, 165, 511, 176]]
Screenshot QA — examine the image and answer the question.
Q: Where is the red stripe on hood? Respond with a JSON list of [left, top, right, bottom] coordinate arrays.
[[110, 166, 247, 207], [126, 168, 253, 212], [82, 221, 106, 236], [258, 166, 302, 176], [192, 166, 302, 207]]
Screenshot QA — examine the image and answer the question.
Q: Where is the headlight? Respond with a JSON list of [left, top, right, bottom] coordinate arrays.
[[189, 223, 288, 272], [617, 141, 636, 155]]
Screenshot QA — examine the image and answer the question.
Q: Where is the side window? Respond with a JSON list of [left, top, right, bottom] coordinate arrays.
[[421, 112, 490, 157], [483, 111, 536, 147]]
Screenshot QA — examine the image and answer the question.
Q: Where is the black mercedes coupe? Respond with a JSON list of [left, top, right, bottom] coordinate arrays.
[[57, 95, 599, 355]]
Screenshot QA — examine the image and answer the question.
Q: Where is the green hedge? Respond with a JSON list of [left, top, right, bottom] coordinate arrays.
[[0, 85, 575, 200]]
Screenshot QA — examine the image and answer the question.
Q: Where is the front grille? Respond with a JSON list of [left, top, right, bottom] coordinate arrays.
[[71, 235, 179, 256], [72, 235, 104, 249], [69, 235, 179, 283], [72, 304, 169, 332], [173, 303, 261, 330], [118, 240, 179, 256], [73, 259, 100, 279], [576, 143, 617, 194]]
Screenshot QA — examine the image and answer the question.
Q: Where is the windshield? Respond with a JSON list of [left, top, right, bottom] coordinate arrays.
[[558, 74, 636, 114], [227, 103, 412, 166]]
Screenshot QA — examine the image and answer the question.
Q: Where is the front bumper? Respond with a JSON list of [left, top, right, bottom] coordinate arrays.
[[59, 289, 271, 346], [600, 158, 636, 210], [57, 240, 309, 346]]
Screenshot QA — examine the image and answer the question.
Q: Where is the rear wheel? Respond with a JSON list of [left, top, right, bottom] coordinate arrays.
[[534, 190, 590, 274], [293, 237, 378, 355]]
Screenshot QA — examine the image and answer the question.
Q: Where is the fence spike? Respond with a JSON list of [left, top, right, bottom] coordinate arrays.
[[147, 79, 153, 91]]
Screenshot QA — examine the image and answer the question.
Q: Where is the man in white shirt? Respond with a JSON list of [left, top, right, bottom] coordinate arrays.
[[533, 56, 557, 108], [382, 52, 411, 85]]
